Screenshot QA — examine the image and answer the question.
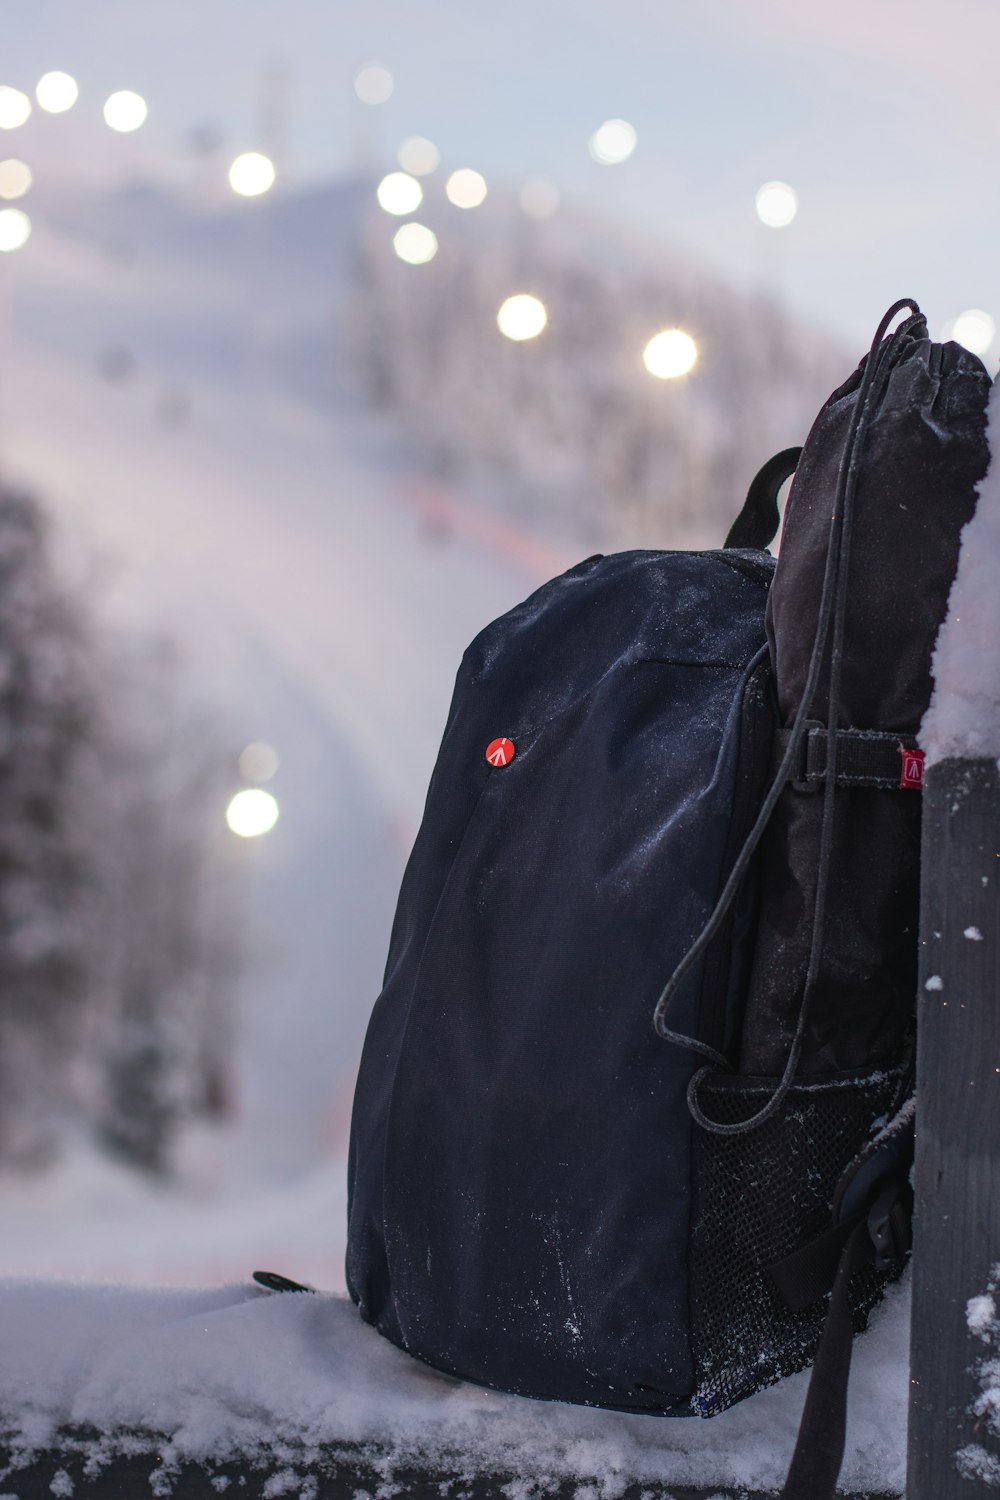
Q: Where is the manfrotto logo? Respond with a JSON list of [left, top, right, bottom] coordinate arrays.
[[486, 738, 516, 767]]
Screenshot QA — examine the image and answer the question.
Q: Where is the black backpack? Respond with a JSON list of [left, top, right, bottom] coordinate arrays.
[[345, 302, 990, 1498]]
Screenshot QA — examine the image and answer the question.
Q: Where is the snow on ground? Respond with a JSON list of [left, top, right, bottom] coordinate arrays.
[[0, 1131, 349, 1292], [922, 373, 1000, 765], [0, 1271, 909, 1497]]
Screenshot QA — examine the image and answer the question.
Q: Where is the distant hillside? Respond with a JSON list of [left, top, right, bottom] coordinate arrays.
[[28, 171, 844, 552], [344, 187, 847, 550]]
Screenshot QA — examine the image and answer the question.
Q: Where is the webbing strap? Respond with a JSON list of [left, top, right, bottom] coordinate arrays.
[[777, 725, 922, 790], [778, 1221, 872, 1500]]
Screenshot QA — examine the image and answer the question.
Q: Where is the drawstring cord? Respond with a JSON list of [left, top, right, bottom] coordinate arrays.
[[653, 299, 926, 1135]]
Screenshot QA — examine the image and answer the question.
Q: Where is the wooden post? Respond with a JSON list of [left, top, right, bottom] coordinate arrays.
[[909, 757, 1000, 1497]]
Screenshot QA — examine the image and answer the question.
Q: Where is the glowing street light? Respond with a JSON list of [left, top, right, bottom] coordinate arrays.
[[238, 740, 280, 782], [354, 63, 394, 105], [588, 119, 636, 165], [103, 90, 148, 133], [950, 309, 996, 356], [0, 160, 31, 200], [755, 181, 798, 228], [228, 152, 276, 197], [226, 788, 279, 839], [497, 294, 548, 342], [445, 168, 487, 209], [0, 88, 31, 131], [519, 177, 560, 219], [36, 71, 78, 113], [393, 222, 438, 265], [643, 329, 698, 379], [398, 137, 439, 176], [0, 207, 31, 252], [376, 171, 422, 215]]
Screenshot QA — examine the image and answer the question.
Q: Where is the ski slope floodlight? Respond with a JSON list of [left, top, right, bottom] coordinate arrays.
[[377, 171, 423, 215], [238, 741, 280, 783], [643, 329, 698, 379], [755, 180, 798, 228], [588, 119, 636, 165], [0, 159, 31, 199], [0, 88, 31, 130], [36, 71, 79, 113], [103, 91, 148, 133], [229, 152, 276, 197], [226, 788, 280, 839], [951, 309, 996, 356], [393, 222, 439, 265], [497, 294, 548, 342], [398, 137, 440, 176], [354, 63, 394, 105], [0, 207, 31, 252], [445, 168, 487, 209]]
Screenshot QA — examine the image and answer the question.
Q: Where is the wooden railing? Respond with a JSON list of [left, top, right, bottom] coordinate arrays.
[[909, 757, 1000, 1497]]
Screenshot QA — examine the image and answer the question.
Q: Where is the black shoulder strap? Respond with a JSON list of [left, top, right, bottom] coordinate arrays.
[[725, 446, 802, 551], [772, 1102, 915, 1500]]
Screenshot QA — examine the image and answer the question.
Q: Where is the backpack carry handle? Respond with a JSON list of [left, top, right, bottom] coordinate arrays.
[[725, 446, 802, 551]]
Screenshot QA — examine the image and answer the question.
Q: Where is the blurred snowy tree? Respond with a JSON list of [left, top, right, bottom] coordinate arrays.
[[0, 490, 94, 1164], [85, 639, 245, 1175], [347, 206, 843, 551], [0, 486, 244, 1173]]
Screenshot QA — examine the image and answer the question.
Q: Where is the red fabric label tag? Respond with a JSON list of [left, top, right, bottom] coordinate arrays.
[[486, 737, 516, 768], [900, 747, 925, 790]]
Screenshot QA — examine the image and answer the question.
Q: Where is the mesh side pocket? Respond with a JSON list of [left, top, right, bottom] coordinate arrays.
[[688, 1069, 902, 1417]]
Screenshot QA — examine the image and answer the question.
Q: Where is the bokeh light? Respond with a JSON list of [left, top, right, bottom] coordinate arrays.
[[376, 171, 422, 215], [497, 294, 548, 342], [755, 181, 798, 228], [520, 177, 560, 219], [238, 741, 280, 783], [643, 329, 698, 379], [398, 137, 439, 176], [228, 152, 276, 197], [0, 88, 31, 131], [0, 207, 31, 252], [393, 222, 439, 265], [226, 788, 280, 839], [588, 119, 637, 165], [0, 159, 31, 200], [103, 91, 148, 133], [354, 64, 394, 105], [445, 168, 487, 209], [951, 309, 996, 356], [36, 71, 78, 113]]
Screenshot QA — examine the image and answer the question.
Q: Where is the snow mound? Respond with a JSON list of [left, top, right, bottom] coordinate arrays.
[[0, 1274, 909, 1495], [922, 373, 1000, 765]]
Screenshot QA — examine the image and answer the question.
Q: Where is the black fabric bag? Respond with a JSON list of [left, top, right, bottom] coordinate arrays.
[[345, 301, 989, 1495]]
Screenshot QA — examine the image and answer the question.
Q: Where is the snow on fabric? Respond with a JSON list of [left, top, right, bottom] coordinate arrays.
[[922, 371, 1000, 765], [0, 1274, 909, 1496]]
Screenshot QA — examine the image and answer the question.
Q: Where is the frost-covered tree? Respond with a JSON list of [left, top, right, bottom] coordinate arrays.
[[0, 484, 244, 1173], [0, 489, 95, 1163], [87, 639, 244, 1175], [346, 202, 844, 551]]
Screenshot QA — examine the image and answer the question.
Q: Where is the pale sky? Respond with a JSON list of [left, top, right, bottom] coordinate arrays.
[[4, 0, 999, 346]]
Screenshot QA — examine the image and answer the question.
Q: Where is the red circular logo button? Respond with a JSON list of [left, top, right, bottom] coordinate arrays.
[[486, 737, 516, 767]]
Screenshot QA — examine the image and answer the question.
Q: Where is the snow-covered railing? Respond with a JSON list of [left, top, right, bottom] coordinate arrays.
[[910, 377, 1000, 1496], [0, 1276, 905, 1499]]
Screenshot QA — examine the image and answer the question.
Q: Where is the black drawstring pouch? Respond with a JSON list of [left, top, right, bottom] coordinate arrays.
[[738, 325, 991, 1076]]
